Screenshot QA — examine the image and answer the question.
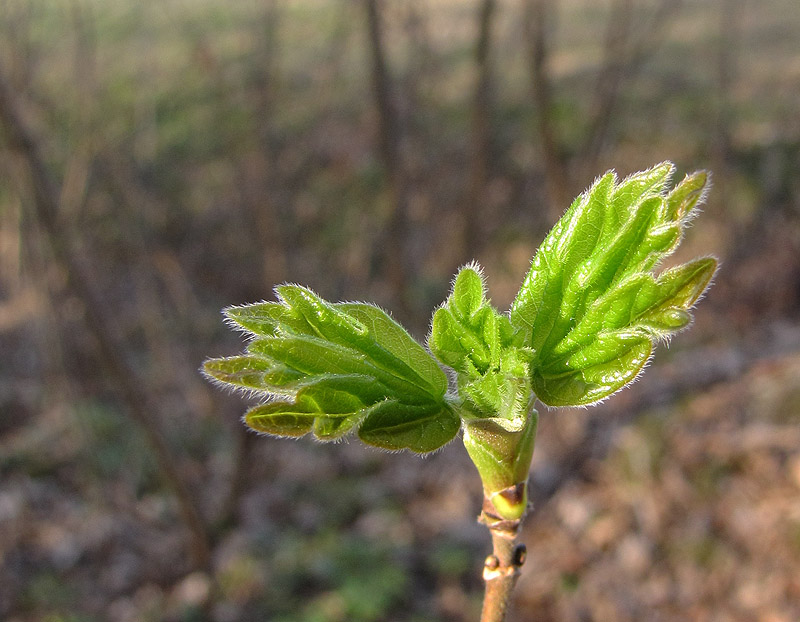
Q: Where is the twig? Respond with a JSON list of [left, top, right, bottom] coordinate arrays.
[[479, 492, 528, 622], [525, 0, 684, 210], [583, 0, 683, 172]]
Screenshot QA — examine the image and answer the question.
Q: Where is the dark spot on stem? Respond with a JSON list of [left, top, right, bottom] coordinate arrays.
[[499, 482, 526, 506], [513, 544, 527, 567]]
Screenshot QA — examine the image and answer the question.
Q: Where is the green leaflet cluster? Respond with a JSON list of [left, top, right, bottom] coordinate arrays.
[[428, 265, 532, 430], [510, 162, 717, 406], [204, 161, 717, 461], [203, 285, 459, 453]]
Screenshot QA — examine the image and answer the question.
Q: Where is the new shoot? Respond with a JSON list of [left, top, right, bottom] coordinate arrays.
[[204, 162, 717, 622]]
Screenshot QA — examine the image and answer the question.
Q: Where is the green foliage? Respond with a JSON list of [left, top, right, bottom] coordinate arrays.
[[510, 162, 717, 406], [428, 264, 532, 430], [205, 161, 716, 462], [204, 285, 458, 453]]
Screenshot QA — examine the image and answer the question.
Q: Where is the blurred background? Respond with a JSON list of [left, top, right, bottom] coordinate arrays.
[[1, 0, 799, 620]]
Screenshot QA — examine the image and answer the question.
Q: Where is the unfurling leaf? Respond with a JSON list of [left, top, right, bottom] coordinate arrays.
[[205, 160, 717, 480], [510, 162, 717, 406], [204, 285, 458, 453], [429, 264, 532, 427]]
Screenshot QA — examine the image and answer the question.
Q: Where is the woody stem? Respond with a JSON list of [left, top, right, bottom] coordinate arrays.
[[478, 496, 527, 622]]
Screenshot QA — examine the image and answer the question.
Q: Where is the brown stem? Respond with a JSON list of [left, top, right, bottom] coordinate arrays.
[[212, 424, 256, 533], [479, 496, 527, 622], [712, 0, 737, 217]]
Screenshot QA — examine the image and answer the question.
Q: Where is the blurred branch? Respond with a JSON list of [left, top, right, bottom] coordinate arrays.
[[365, 0, 401, 180], [363, 0, 412, 317], [462, 0, 497, 256], [525, 0, 571, 213], [213, 426, 258, 534], [712, 0, 739, 215], [219, 0, 284, 528], [99, 144, 253, 539], [525, 0, 683, 212], [0, 67, 211, 570], [59, 0, 96, 217], [0, 1, 41, 91], [583, 0, 683, 172]]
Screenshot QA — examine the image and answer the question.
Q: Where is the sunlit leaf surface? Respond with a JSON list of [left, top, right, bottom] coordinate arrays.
[[204, 286, 458, 453], [429, 264, 532, 427], [206, 161, 717, 453], [510, 162, 717, 406]]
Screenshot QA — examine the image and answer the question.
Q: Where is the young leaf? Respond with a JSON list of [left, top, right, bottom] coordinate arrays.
[[357, 400, 461, 453], [204, 286, 457, 453], [429, 265, 531, 424], [510, 162, 717, 407], [337, 302, 448, 398]]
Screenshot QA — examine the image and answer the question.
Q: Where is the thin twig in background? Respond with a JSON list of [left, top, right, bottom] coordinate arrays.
[[525, 0, 683, 213], [525, 0, 572, 214], [463, 0, 497, 258], [363, 0, 413, 319], [713, 0, 737, 216], [583, 0, 683, 173]]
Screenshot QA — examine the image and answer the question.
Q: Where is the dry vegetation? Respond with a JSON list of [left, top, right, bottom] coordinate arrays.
[[1, 0, 799, 621]]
